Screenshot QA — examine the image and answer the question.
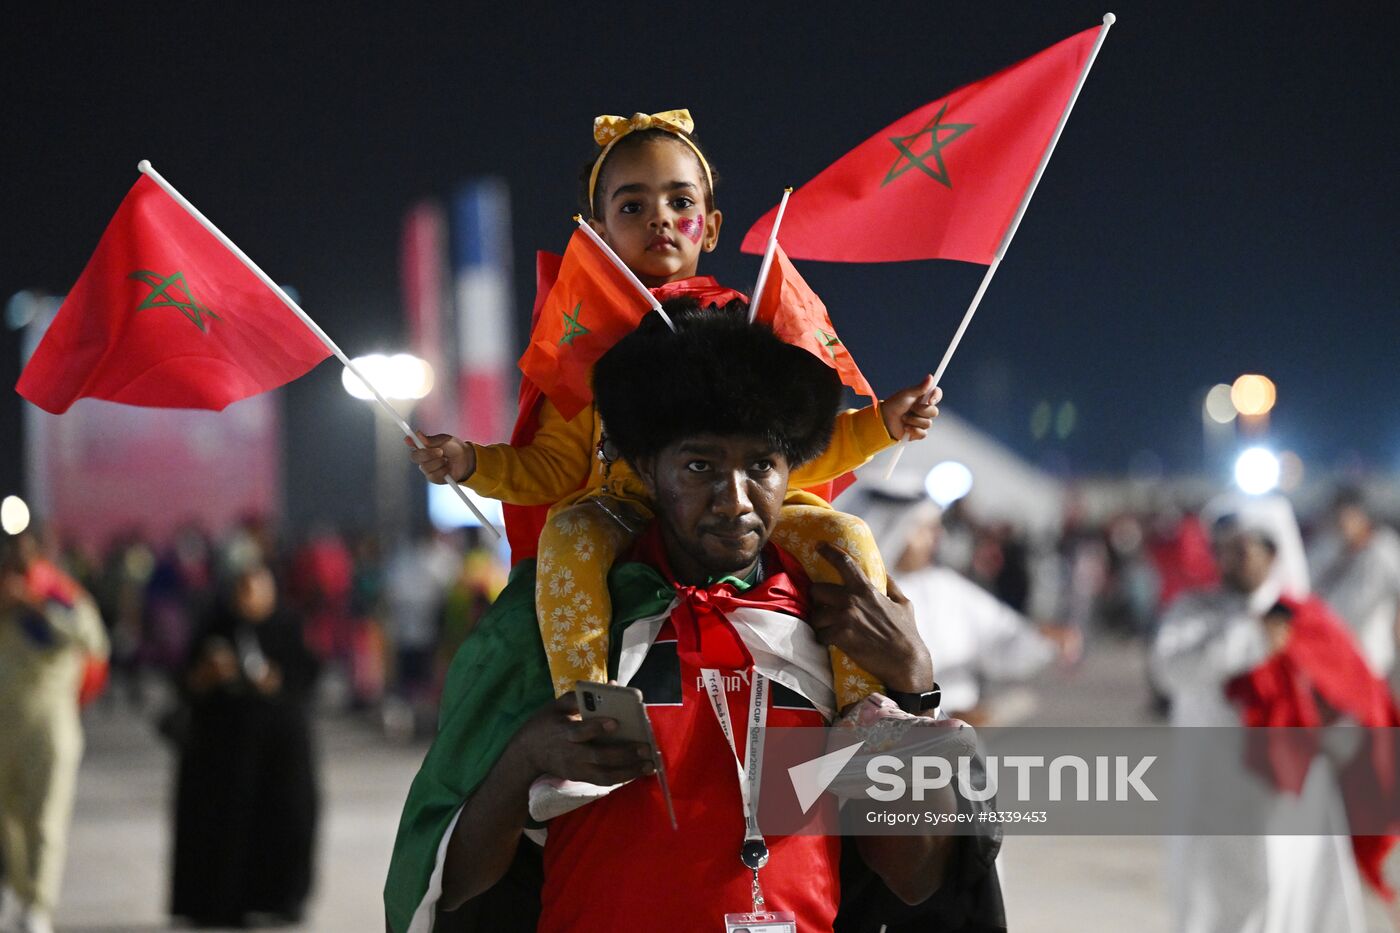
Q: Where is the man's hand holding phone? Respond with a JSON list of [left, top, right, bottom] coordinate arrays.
[[575, 681, 677, 829], [517, 693, 657, 788]]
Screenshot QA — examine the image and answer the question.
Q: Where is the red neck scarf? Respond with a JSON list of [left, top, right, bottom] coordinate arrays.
[[632, 525, 807, 671], [650, 276, 748, 309]]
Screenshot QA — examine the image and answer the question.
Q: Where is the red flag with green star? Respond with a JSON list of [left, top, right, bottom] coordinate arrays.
[[518, 227, 654, 420], [17, 174, 331, 413], [753, 243, 875, 402], [741, 25, 1101, 264]]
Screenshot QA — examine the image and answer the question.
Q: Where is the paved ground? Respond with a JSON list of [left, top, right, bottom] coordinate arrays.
[[56, 694, 419, 932], [72, 635, 1400, 931], [998, 636, 1169, 933]]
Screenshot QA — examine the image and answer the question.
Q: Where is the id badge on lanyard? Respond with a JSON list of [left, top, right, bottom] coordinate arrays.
[[702, 669, 799, 932], [723, 911, 798, 933]]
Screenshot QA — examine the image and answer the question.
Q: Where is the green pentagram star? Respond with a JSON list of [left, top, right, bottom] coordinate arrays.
[[559, 301, 589, 346], [129, 270, 220, 333], [817, 328, 842, 360], [882, 103, 975, 189]]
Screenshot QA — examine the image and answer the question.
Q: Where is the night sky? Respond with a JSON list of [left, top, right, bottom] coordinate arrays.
[[4, 2, 1397, 528]]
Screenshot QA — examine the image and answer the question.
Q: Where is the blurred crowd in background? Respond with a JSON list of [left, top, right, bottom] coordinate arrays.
[[1, 517, 508, 929], [54, 520, 507, 736], [28, 477, 1400, 732], [5, 476, 1398, 930]]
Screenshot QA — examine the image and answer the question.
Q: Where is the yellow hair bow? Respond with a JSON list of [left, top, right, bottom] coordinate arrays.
[[587, 109, 713, 214], [592, 109, 695, 146]]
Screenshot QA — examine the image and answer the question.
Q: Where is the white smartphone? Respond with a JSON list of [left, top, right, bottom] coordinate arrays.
[[575, 681, 677, 829]]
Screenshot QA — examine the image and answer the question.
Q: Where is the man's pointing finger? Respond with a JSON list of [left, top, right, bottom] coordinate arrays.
[[818, 542, 870, 590]]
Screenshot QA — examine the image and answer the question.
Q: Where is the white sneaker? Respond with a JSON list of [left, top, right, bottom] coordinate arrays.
[[0, 887, 22, 933], [16, 906, 52, 933]]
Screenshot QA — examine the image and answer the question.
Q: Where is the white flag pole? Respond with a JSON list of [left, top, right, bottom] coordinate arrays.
[[571, 216, 675, 331], [136, 160, 500, 538], [747, 188, 794, 323], [882, 12, 1116, 479]]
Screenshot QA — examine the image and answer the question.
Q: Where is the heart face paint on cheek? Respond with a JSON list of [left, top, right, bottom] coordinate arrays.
[[676, 216, 705, 244]]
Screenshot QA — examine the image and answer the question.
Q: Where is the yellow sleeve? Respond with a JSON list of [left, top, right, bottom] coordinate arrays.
[[464, 399, 597, 506], [790, 405, 895, 487]]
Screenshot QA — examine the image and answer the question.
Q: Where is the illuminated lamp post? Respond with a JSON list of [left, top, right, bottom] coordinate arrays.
[[342, 354, 434, 545]]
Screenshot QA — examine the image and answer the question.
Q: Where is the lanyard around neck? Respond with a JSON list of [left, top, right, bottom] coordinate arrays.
[[700, 667, 769, 862]]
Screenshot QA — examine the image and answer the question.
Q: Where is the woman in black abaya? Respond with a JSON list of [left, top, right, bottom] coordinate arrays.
[[170, 559, 320, 928]]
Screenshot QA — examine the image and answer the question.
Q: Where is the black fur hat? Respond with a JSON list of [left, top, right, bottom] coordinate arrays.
[[593, 297, 842, 468]]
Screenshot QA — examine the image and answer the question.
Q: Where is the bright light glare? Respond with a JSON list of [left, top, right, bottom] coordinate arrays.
[[1231, 374, 1276, 417], [342, 353, 434, 401], [924, 461, 974, 508], [1, 495, 31, 535], [427, 482, 504, 531], [1204, 383, 1237, 424], [1234, 447, 1281, 495], [7, 291, 38, 331]]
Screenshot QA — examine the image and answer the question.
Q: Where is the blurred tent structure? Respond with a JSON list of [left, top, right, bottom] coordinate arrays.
[[842, 408, 1065, 534]]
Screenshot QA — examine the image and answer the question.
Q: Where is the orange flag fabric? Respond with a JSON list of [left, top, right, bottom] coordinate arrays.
[[752, 244, 875, 402], [517, 228, 654, 420]]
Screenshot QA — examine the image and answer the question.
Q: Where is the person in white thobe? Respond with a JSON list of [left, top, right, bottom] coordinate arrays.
[[1152, 495, 1369, 933], [846, 487, 1064, 721], [1312, 486, 1400, 681]]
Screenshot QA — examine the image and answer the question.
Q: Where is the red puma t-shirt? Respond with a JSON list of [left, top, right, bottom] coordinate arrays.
[[538, 616, 840, 931]]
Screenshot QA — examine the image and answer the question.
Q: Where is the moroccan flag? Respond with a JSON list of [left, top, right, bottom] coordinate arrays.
[[741, 25, 1102, 264], [517, 227, 653, 420], [18, 175, 331, 414], [753, 244, 875, 402]]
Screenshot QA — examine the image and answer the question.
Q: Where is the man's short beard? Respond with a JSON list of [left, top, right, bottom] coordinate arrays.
[[701, 547, 761, 578], [662, 522, 764, 582]]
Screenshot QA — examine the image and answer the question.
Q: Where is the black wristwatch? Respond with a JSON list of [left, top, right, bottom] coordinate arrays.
[[885, 683, 942, 715]]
